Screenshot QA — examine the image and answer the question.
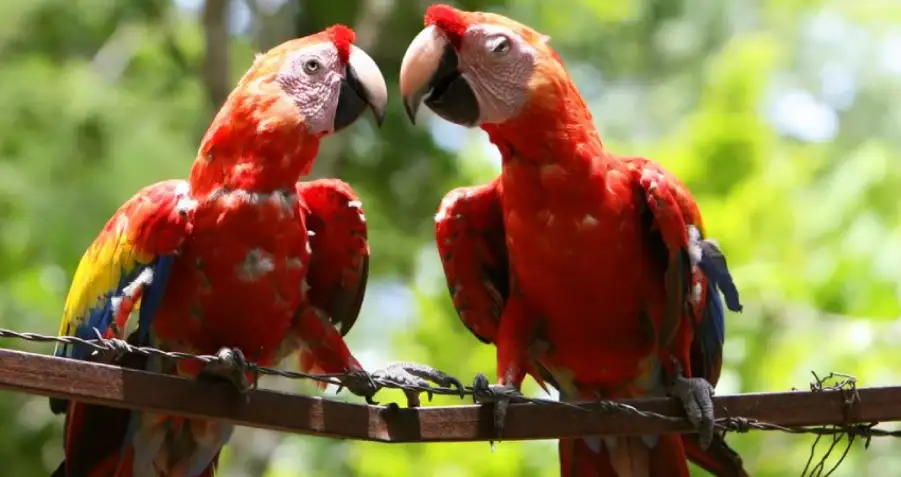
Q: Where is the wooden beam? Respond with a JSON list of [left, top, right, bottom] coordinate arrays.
[[0, 349, 897, 442]]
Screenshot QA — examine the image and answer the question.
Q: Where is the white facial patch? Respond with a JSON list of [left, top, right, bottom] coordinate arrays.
[[458, 24, 537, 125], [277, 43, 345, 135]]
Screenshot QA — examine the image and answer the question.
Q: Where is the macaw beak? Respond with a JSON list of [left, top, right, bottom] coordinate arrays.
[[334, 45, 389, 132], [399, 26, 480, 126]]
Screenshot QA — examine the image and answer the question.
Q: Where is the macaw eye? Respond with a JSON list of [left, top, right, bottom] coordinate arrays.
[[486, 35, 511, 56], [303, 59, 322, 74]]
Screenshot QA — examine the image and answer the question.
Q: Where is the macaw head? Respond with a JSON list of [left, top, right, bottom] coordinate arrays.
[[399, 4, 570, 128], [193, 25, 388, 190], [232, 24, 388, 136]]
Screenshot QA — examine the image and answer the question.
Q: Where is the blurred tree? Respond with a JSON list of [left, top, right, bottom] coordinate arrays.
[[0, 0, 900, 476]]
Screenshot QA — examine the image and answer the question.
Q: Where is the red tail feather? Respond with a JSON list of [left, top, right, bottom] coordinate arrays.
[[683, 434, 749, 477], [55, 331, 141, 477], [111, 446, 135, 477]]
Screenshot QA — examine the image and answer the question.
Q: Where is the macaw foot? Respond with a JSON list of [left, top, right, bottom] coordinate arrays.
[[100, 338, 132, 364], [199, 347, 253, 395], [343, 362, 464, 407], [669, 363, 716, 449], [472, 373, 524, 448], [91, 328, 131, 364]]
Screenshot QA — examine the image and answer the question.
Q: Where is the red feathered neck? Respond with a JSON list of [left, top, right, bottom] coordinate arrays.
[[482, 78, 606, 168], [326, 24, 355, 64], [425, 4, 467, 47], [189, 96, 320, 196]]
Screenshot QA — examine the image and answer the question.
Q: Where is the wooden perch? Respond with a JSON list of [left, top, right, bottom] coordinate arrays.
[[0, 348, 899, 443]]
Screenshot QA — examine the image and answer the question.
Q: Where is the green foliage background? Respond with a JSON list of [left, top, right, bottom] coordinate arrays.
[[1, 0, 900, 475]]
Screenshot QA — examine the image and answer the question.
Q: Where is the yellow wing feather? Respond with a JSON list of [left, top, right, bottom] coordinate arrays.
[[55, 179, 191, 360]]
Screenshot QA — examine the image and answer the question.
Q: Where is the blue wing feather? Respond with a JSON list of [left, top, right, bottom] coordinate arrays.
[[58, 259, 173, 361], [137, 256, 174, 344], [698, 240, 742, 313], [60, 265, 150, 361], [696, 281, 725, 381], [693, 238, 742, 383]]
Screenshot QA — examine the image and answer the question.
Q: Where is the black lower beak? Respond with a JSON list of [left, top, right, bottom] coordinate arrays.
[[419, 45, 480, 127], [334, 64, 386, 132]]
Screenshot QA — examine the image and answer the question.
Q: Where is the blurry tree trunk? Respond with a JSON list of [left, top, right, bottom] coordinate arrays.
[[242, 0, 296, 52], [203, 0, 231, 112]]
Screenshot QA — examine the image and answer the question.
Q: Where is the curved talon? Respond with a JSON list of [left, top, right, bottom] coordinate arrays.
[[343, 362, 462, 408], [471, 372, 520, 449], [340, 370, 379, 402], [100, 338, 132, 364], [199, 347, 253, 396], [91, 328, 131, 364], [669, 361, 716, 449]]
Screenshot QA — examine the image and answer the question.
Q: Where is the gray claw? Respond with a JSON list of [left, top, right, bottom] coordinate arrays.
[[339, 371, 380, 403], [200, 347, 253, 396], [91, 328, 130, 364], [670, 372, 716, 449], [472, 373, 520, 449], [342, 362, 463, 408], [372, 361, 464, 408], [98, 337, 131, 364]]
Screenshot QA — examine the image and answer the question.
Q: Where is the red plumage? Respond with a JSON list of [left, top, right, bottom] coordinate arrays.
[[326, 24, 356, 64], [425, 4, 468, 47], [421, 6, 746, 476], [53, 26, 381, 477]]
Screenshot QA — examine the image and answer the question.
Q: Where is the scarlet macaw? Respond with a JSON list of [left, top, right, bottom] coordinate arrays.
[[399, 5, 745, 476], [51, 25, 458, 477]]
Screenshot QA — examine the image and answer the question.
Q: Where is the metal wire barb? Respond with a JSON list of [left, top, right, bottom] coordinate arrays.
[[1, 327, 900, 476]]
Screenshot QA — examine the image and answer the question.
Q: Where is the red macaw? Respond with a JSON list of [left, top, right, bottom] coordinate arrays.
[[400, 5, 746, 477], [50, 25, 457, 477]]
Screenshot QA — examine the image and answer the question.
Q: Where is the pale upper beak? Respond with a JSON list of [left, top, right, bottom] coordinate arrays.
[[399, 26, 481, 127], [334, 45, 389, 131], [400, 26, 447, 124]]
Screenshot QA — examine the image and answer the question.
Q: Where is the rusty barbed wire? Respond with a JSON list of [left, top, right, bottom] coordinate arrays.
[[799, 371, 866, 477], [1, 326, 900, 476]]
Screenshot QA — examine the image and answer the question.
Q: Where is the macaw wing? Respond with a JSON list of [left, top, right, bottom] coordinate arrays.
[[54, 179, 191, 366], [691, 239, 742, 385], [435, 180, 560, 391], [630, 158, 748, 477], [297, 179, 370, 336], [682, 238, 747, 477], [629, 158, 742, 375], [434, 181, 509, 345]]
